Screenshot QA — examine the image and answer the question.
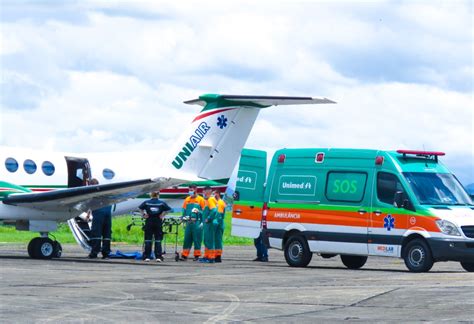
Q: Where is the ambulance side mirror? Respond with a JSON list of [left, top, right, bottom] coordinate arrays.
[[393, 191, 405, 208]]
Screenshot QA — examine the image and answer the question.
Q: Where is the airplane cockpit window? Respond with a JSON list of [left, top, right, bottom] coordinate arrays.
[[103, 168, 115, 180], [42, 161, 55, 176], [24, 159, 37, 174], [5, 157, 19, 173]]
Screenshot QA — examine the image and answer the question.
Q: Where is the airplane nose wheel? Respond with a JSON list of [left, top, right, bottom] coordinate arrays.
[[27, 237, 57, 259]]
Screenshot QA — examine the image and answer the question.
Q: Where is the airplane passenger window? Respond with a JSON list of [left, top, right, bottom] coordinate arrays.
[[42, 161, 55, 176], [23, 159, 37, 174], [5, 157, 19, 173], [103, 168, 115, 180]]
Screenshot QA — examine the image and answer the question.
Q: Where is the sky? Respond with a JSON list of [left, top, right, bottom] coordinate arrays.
[[1, 0, 473, 185]]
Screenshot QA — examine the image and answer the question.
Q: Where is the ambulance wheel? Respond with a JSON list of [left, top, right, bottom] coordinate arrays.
[[403, 239, 433, 272], [284, 235, 312, 267], [53, 241, 62, 258], [460, 262, 474, 272], [340, 255, 367, 269], [28, 237, 55, 259]]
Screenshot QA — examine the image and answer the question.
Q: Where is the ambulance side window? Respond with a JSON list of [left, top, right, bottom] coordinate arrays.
[[377, 172, 404, 205], [325, 171, 368, 203]]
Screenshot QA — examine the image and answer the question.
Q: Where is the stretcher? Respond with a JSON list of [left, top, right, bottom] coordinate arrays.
[[127, 211, 184, 261]]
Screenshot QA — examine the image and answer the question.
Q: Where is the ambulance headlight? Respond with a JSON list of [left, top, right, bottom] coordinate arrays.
[[435, 220, 461, 236]]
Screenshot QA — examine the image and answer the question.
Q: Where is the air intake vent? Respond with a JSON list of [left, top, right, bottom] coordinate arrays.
[[461, 226, 474, 239]]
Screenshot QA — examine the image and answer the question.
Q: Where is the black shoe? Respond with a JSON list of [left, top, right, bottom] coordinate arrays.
[[180, 256, 188, 261], [261, 257, 268, 262], [102, 254, 110, 259], [253, 257, 262, 262], [215, 256, 222, 263], [193, 256, 200, 261], [88, 254, 98, 259]]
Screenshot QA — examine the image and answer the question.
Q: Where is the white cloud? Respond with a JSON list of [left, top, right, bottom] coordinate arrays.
[[0, 0, 472, 184]]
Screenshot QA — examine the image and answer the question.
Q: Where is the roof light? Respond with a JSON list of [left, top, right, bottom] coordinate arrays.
[[278, 154, 286, 163], [315, 152, 325, 163], [396, 150, 445, 156], [397, 149, 445, 163], [375, 156, 384, 165]]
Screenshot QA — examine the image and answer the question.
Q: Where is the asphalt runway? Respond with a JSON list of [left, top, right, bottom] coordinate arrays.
[[0, 244, 473, 323]]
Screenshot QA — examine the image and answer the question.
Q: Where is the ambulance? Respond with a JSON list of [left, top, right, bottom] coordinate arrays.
[[232, 148, 474, 272]]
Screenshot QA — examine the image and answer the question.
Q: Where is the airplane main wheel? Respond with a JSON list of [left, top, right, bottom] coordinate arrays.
[[27, 237, 42, 258], [28, 237, 55, 259], [53, 241, 62, 258]]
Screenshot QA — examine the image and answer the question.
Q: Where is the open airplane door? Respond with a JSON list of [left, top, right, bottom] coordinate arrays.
[[65, 156, 93, 251], [231, 149, 267, 238]]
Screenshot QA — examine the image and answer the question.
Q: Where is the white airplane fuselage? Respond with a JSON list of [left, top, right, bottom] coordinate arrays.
[[0, 146, 227, 221]]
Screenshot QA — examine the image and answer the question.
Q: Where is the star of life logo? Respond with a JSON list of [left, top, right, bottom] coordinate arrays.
[[384, 214, 395, 231]]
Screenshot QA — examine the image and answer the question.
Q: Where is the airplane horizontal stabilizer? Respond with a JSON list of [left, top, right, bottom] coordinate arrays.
[[184, 94, 336, 107]]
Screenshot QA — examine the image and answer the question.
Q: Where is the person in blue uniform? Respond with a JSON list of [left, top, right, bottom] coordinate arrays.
[[88, 179, 113, 259], [139, 191, 171, 262], [254, 231, 268, 262]]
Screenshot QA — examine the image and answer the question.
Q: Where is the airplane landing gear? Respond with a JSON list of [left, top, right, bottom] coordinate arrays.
[[27, 236, 62, 259]]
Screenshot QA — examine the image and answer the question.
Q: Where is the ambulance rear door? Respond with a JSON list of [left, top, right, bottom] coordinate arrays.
[[231, 149, 267, 238]]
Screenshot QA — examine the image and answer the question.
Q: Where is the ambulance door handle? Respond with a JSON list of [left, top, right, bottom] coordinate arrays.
[[235, 209, 242, 215], [358, 209, 367, 215], [374, 210, 382, 216]]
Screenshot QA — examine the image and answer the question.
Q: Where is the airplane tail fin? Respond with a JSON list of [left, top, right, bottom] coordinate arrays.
[[165, 94, 335, 182]]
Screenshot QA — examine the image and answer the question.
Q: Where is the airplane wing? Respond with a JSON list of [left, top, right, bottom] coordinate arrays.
[[2, 178, 177, 213], [184, 94, 336, 107]]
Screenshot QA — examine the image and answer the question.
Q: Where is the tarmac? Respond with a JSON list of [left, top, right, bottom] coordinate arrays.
[[0, 243, 473, 323]]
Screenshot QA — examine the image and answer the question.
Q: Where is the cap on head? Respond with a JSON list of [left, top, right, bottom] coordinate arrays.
[[189, 184, 197, 189]]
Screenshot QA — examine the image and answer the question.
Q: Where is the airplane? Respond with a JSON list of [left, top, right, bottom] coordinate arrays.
[[0, 94, 335, 259]]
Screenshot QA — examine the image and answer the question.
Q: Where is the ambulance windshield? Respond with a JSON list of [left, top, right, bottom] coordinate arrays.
[[403, 172, 473, 206]]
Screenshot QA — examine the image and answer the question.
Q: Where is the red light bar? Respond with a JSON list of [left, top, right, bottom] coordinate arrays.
[[278, 154, 286, 163], [397, 150, 445, 156]]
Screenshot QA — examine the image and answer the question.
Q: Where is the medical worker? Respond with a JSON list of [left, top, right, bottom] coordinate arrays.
[[213, 191, 226, 263], [200, 186, 218, 263], [180, 185, 205, 261]]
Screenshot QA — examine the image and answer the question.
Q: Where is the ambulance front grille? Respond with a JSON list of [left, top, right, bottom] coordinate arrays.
[[461, 226, 474, 239]]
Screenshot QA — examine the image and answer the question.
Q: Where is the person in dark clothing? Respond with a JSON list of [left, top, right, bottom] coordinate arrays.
[[254, 231, 268, 262], [88, 178, 113, 259], [139, 191, 171, 262], [88, 180, 113, 259]]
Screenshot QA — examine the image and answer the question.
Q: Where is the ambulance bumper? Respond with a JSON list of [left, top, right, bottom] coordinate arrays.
[[427, 238, 474, 262]]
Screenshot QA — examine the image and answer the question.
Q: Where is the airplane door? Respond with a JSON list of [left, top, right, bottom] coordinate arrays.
[[65, 156, 93, 251], [65, 156, 92, 188]]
